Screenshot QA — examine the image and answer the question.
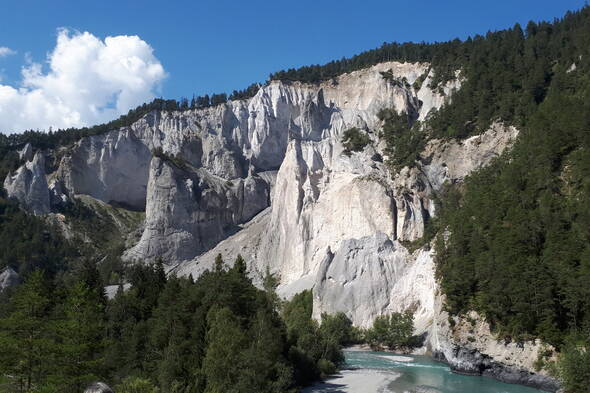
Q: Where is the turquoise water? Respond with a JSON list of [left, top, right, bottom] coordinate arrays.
[[344, 350, 546, 393]]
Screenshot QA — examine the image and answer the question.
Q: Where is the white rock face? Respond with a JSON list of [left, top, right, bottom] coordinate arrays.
[[56, 129, 153, 210], [420, 122, 519, 190], [257, 139, 397, 285], [6, 60, 443, 254], [447, 311, 555, 374], [311, 234, 437, 330], [0, 267, 20, 292], [104, 283, 132, 300], [18, 143, 33, 162], [124, 156, 270, 262], [171, 109, 525, 382], [4, 151, 51, 215], [172, 68, 519, 338], [417, 69, 462, 122], [83, 382, 114, 393], [4, 60, 547, 382]]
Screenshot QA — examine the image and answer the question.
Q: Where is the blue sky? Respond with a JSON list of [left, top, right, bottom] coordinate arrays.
[[0, 0, 586, 133]]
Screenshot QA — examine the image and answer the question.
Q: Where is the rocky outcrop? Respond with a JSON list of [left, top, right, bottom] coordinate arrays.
[[5, 61, 448, 260], [420, 122, 519, 190], [311, 235, 436, 329], [434, 347, 560, 392], [104, 283, 132, 300], [18, 143, 33, 162], [171, 113, 533, 389], [56, 129, 153, 210], [428, 310, 560, 391], [4, 151, 51, 215], [124, 156, 270, 262], [0, 267, 20, 292], [83, 382, 114, 393]]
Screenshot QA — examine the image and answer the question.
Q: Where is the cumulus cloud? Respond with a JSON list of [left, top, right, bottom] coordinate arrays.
[[0, 30, 166, 133], [0, 47, 16, 57]]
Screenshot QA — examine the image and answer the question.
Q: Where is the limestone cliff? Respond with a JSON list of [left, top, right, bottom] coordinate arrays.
[[4, 151, 51, 215], [123, 156, 270, 262], [3, 61, 555, 389]]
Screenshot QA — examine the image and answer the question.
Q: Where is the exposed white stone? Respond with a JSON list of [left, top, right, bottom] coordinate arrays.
[[446, 311, 555, 375], [417, 69, 462, 121], [56, 128, 153, 210], [567, 62, 577, 73], [0, 267, 20, 292], [4, 151, 51, 215], [104, 283, 131, 300], [420, 122, 519, 190], [83, 382, 114, 393], [312, 234, 437, 330], [3, 60, 545, 380], [18, 143, 33, 162], [124, 156, 271, 263]]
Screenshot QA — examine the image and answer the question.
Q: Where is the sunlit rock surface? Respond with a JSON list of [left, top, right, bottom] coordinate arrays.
[[4, 61, 552, 385]]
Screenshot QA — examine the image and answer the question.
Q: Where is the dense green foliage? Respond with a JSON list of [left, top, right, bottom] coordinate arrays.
[[281, 291, 353, 385], [114, 377, 159, 393], [0, 257, 351, 393], [377, 108, 424, 171], [228, 83, 262, 101], [0, 271, 56, 392], [0, 197, 76, 277], [340, 127, 371, 155], [373, 8, 590, 177], [557, 333, 590, 392], [0, 267, 106, 393], [269, 41, 456, 84], [364, 312, 415, 350], [274, 8, 590, 143], [424, 22, 555, 139], [420, 9, 590, 392], [434, 45, 590, 346]]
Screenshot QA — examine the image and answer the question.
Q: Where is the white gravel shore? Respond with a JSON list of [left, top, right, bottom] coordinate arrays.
[[302, 369, 400, 393]]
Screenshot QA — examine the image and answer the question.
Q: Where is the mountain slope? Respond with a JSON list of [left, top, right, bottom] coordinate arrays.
[[3, 7, 590, 392]]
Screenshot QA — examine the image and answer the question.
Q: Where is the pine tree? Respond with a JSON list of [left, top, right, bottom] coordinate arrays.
[[239, 310, 293, 393], [214, 253, 223, 273], [148, 277, 196, 392], [202, 307, 248, 393], [0, 271, 53, 393], [49, 282, 106, 392]]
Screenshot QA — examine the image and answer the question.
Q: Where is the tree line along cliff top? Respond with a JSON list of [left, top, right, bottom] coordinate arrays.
[[1, 6, 589, 153]]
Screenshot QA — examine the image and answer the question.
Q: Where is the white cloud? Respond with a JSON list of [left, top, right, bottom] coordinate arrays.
[[0, 30, 167, 134], [0, 47, 16, 57]]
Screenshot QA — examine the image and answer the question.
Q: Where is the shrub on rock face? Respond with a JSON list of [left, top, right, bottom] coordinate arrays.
[[341, 127, 371, 155]]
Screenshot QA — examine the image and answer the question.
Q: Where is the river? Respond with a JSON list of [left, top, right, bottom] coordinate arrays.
[[303, 350, 547, 393]]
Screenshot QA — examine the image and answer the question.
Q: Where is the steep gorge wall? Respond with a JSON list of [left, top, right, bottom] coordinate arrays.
[[3, 61, 556, 389], [6, 61, 442, 264]]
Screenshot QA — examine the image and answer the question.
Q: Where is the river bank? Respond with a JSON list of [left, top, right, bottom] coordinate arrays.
[[301, 368, 401, 393], [302, 350, 549, 393]]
